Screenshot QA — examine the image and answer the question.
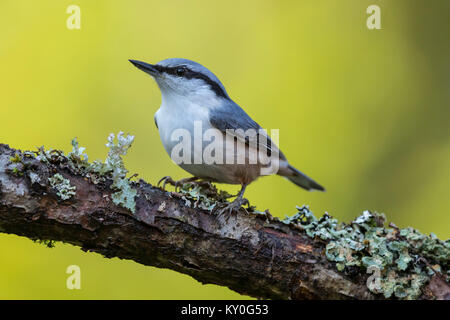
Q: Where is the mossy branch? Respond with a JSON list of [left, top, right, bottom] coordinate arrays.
[[0, 136, 448, 300]]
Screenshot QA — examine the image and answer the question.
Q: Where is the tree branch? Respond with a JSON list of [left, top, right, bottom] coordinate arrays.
[[0, 142, 448, 300]]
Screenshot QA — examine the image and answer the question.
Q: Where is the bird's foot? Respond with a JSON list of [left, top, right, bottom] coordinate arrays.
[[216, 196, 249, 219], [157, 176, 205, 192], [180, 179, 213, 191], [157, 176, 176, 190]]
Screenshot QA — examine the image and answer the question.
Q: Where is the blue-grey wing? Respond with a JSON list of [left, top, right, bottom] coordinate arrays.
[[209, 102, 286, 161]]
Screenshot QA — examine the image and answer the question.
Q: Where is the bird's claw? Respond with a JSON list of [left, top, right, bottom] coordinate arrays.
[[216, 196, 249, 219], [157, 176, 177, 190], [157, 176, 201, 192]]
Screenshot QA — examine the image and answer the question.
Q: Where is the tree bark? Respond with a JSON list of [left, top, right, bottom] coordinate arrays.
[[0, 143, 446, 300]]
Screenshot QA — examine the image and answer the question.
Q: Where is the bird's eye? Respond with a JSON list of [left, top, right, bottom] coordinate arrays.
[[175, 67, 186, 76]]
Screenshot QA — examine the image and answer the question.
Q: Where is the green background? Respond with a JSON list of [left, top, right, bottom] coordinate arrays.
[[0, 0, 449, 299]]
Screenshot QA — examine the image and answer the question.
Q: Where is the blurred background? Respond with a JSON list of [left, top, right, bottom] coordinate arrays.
[[0, 0, 449, 299]]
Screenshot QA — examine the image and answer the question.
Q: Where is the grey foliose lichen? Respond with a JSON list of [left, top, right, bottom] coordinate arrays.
[[48, 173, 76, 200], [178, 182, 232, 211], [283, 206, 449, 300], [36, 132, 137, 213], [94, 132, 137, 213]]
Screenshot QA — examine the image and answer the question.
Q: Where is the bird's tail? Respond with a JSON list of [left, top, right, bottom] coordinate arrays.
[[278, 164, 325, 191]]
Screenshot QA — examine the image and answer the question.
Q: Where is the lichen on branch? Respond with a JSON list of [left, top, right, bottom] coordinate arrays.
[[282, 206, 449, 299], [48, 173, 76, 200], [0, 133, 449, 300], [43, 132, 137, 212]]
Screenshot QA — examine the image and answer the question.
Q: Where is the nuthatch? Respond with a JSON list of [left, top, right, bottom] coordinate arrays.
[[130, 58, 324, 213]]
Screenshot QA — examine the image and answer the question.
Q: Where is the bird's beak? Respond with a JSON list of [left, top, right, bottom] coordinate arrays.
[[129, 59, 160, 76]]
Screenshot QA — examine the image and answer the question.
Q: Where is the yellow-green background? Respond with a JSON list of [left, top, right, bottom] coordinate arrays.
[[0, 0, 449, 299]]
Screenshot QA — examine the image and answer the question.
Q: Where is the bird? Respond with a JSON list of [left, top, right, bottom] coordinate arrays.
[[129, 58, 324, 214]]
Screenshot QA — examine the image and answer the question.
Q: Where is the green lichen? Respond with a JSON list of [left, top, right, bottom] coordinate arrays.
[[9, 153, 22, 163], [110, 172, 137, 213], [101, 132, 137, 213], [35, 133, 137, 213], [67, 137, 89, 172], [283, 206, 449, 300], [48, 173, 76, 200], [178, 182, 232, 211], [74, 132, 137, 212], [7, 152, 24, 176], [11, 166, 24, 176], [35, 146, 61, 163]]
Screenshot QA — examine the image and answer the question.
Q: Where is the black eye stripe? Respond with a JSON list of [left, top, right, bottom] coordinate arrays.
[[156, 65, 229, 100]]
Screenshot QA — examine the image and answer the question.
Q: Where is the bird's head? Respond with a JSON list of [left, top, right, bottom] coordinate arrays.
[[129, 58, 230, 104]]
